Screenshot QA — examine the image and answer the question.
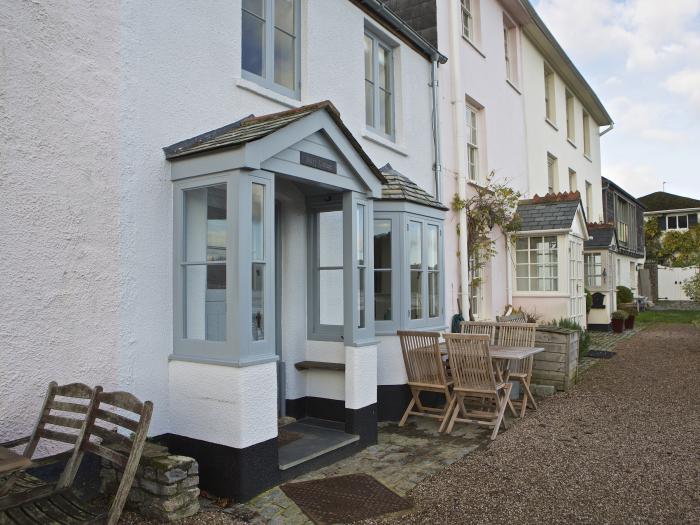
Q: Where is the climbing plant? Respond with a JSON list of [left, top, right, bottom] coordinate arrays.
[[645, 219, 700, 267], [452, 172, 522, 320]]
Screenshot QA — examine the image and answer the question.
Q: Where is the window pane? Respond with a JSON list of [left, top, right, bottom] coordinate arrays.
[[516, 277, 528, 291], [516, 238, 528, 250], [243, 0, 264, 17], [679, 215, 688, 228], [408, 221, 422, 269], [274, 0, 294, 34], [274, 29, 295, 90], [252, 263, 264, 340], [427, 225, 439, 271], [252, 183, 264, 261], [319, 211, 343, 267], [428, 271, 439, 318], [242, 11, 265, 77], [184, 265, 226, 341], [364, 35, 373, 81], [516, 250, 528, 264], [374, 220, 391, 269], [516, 264, 528, 278], [358, 268, 365, 328], [365, 80, 374, 127], [319, 269, 344, 325], [410, 271, 422, 319], [357, 204, 365, 265], [185, 185, 227, 263], [381, 89, 392, 134], [374, 271, 392, 321]]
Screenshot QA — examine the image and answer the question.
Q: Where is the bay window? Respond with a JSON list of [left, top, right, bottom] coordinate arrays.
[[515, 236, 559, 292], [374, 219, 393, 322]]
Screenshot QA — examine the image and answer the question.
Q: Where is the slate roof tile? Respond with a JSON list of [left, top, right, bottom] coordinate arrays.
[[379, 164, 447, 210]]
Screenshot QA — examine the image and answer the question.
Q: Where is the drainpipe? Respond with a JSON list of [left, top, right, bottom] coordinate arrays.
[[430, 58, 442, 200], [506, 233, 513, 306], [599, 123, 614, 137], [448, 0, 470, 319]]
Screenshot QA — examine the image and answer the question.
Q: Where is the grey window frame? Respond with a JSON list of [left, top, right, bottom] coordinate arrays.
[[584, 252, 603, 288], [241, 0, 301, 99], [515, 235, 559, 292], [364, 27, 396, 141]]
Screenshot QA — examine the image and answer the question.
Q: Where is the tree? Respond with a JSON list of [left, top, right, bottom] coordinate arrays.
[[452, 172, 522, 320], [645, 219, 700, 267]]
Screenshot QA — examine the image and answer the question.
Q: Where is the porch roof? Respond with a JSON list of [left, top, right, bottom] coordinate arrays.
[[379, 164, 448, 210], [585, 223, 617, 250], [515, 192, 584, 233], [163, 100, 386, 184]]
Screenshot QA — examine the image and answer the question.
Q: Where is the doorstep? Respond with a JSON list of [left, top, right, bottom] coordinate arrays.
[[278, 418, 360, 471]]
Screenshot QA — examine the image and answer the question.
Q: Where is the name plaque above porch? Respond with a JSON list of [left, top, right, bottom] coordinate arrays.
[[300, 151, 337, 174]]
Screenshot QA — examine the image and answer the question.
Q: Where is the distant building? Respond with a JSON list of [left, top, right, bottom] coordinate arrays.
[[639, 191, 700, 233]]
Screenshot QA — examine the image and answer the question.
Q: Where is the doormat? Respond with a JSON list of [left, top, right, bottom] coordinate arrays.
[[280, 473, 411, 524], [278, 430, 303, 447], [586, 350, 616, 359]]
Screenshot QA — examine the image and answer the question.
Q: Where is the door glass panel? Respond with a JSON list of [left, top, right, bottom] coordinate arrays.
[[252, 263, 264, 341], [319, 269, 344, 325], [184, 265, 226, 342], [319, 211, 343, 267]]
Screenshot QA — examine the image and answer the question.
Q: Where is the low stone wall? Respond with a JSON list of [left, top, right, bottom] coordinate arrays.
[[531, 327, 579, 392], [100, 445, 200, 521]]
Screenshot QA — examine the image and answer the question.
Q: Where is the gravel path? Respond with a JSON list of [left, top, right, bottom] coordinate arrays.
[[369, 324, 700, 525]]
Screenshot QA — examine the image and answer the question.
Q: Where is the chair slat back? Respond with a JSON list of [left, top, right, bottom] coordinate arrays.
[[496, 322, 537, 375], [444, 334, 496, 390], [77, 390, 153, 525], [497, 312, 527, 323], [397, 331, 446, 386], [459, 321, 497, 344], [23, 382, 97, 460]]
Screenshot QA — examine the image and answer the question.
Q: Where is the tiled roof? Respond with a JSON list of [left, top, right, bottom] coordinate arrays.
[[585, 223, 616, 249], [163, 100, 385, 182], [380, 164, 448, 210], [515, 193, 581, 232], [638, 191, 700, 212]]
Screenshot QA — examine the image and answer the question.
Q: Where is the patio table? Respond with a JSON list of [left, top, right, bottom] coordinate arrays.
[[0, 446, 30, 476]]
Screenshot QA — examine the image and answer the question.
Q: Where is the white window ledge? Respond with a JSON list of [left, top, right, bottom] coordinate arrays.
[[506, 79, 521, 95], [567, 138, 577, 149], [235, 77, 302, 109], [584, 153, 593, 163], [361, 129, 408, 156], [462, 35, 486, 58], [545, 118, 559, 131]]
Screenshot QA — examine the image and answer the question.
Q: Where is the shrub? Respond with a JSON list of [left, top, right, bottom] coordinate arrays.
[[616, 285, 634, 304], [611, 310, 629, 320], [549, 318, 590, 360], [682, 272, 700, 302]]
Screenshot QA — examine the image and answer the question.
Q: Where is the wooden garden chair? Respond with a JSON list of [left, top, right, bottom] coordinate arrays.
[[443, 334, 512, 439], [0, 388, 153, 525], [0, 382, 98, 498], [397, 331, 453, 432], [497, 322, 537, 418], [459, 321, 497, 344]]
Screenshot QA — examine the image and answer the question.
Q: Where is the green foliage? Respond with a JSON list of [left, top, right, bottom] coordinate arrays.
[[681, 271, 700, 302], [585, 289, 592, 313], [548, 318, 590, 360], [452, 172, 522, 320], [616, 285, 634, 304], [636, 309, 700, 324], [611, 310, 629, 320], [645, 219, 700, 267]]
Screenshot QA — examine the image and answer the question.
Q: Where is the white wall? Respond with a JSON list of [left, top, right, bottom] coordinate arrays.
[[521, 37, 604, 223], [657, 266, 698, 301]]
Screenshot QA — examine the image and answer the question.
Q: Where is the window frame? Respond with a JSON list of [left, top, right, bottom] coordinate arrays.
[[666, 213, 692, 230], [461, 0, 474, 42], [502, 14, 518, 85], [547, 153, 558, 194], [514, 235, 560, 293], [584, 252, 603, 289], [241, 0, 301, 99], [364, 28, 397, 141], [582, 110, 592, 158], [585, 181, 593, 220], [466, 103, 480, 182], [544, 63, 556, 123], [568, 168, 577, 193], [565, 89, 575, 143]]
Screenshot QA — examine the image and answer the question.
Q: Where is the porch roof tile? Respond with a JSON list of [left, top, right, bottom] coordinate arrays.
[[515, 198, 580, 232], [379, 164, 448, 210]]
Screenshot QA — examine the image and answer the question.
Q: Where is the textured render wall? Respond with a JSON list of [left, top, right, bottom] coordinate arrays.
[[376, 336, 408, 386], [168, 361, 277, 449], [436, 0, 529, 321], [0, 1, 121, 443], [521, 36, 604, 222], [345, 345, 377, 409]]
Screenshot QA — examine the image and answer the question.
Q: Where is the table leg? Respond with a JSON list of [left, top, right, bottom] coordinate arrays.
[[495, 358, 517, 418]]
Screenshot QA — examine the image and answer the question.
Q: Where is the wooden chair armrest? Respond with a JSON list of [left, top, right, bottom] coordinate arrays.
[[0, 436, 30, 449]]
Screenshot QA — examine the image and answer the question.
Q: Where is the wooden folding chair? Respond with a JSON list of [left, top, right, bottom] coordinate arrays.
[[497, 322, 537, 418], [0, 382, 98, 498], [397, 331, 453, 432], [0, 389, 153, 525], [443, 334, 511, 439], [459, 321, 497, 344]]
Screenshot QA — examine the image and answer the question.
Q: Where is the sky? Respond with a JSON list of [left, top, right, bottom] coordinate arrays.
[[531, 0, 700, 200]]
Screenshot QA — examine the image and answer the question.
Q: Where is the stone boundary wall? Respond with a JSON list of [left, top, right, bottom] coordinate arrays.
[[100, 445, 200, 521], [531, 327, 579, 392]]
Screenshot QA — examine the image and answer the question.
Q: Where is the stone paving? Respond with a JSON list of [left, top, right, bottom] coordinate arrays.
[[224, 419, 490, 524]]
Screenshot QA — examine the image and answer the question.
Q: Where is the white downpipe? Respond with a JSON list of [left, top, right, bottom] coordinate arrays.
[[430, 59, 442, 201], [448, 1, 470, 319]]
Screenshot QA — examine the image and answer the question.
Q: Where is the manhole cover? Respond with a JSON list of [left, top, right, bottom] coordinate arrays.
[[587, 350, 616, 359], [281, 473, 411, 524]]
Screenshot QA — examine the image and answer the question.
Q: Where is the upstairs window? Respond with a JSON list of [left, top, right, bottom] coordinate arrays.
[[365, 30, 395, 139], [461, 0, 474, 41], [242, 0, 300, 97], [582, 111, 592, 157], [503, 15, 518, 84], [515, 236, 559, 292], [544, 63, 556, 123], [566, 90, 575, 142], [547, 153, 558, 193], [666, 213, 696, 230], [466, 104, 480, 182], [585, 181, 593, 220], [568, 168, 577, 193]]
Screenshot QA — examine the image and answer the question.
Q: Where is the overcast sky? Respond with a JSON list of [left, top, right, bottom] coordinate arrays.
[[532, 0, 700, 200]]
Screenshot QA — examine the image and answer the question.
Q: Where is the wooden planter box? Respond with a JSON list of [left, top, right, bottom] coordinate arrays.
[[531, 327, 579, 392]]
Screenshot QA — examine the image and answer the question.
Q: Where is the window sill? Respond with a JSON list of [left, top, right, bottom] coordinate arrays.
[[584, 153, 593, 163], [462, 35, 486, 58], [567, 138, 577, 149], [506, 79, 521, 95], [361, 129, 408, 156], [235, 77, 302, 109], [512, 292, 569, 298], [168, 353, 279, 368], [545, 118, 559, 131]]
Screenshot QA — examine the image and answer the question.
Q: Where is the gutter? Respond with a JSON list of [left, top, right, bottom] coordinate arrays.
[[357, 0, 447, 64], [599, 123, 614, 137]]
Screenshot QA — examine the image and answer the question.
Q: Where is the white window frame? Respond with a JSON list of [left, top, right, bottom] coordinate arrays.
[[515, 236, 559, 292], [241, 0, 301, 99], [466, 103, 480, 182], [666, 213, 691, 230], [461, 0, 474, 41], [503, 14, 518, 85], [582, 110, 592, 158], [565, 90, 575, 143], [585, 181, 593, 220], [364, 28, 396, 141], [547, 153, 558, 194], [568, 168, 577, 193], [585, 252, 603, 288], [544, 63, 556, 123]]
